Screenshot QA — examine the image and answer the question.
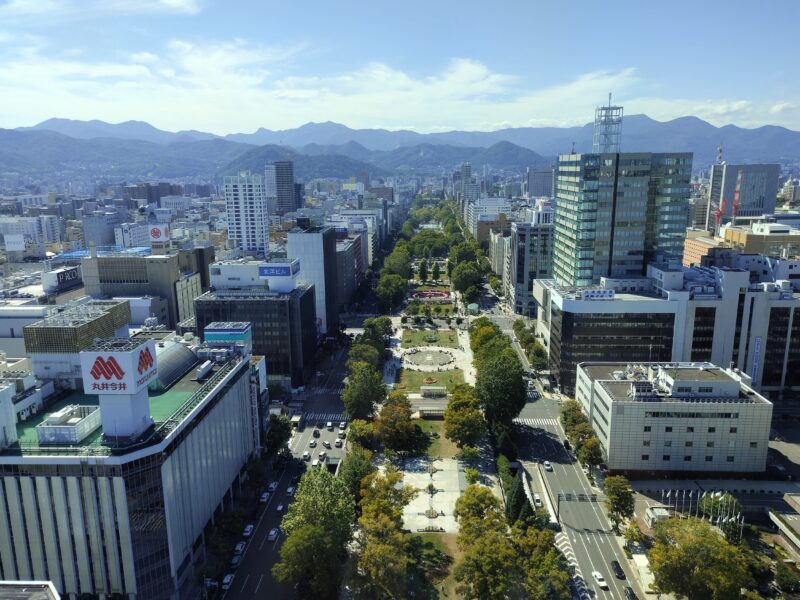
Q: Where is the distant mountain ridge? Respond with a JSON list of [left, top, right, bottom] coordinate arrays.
[[18, 115, 800, 166]]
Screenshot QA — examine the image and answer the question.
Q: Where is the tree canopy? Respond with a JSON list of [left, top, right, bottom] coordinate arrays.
[[603, 475, 634, 531], [444, 385, 485, 447], [342, 361, 385, 419]]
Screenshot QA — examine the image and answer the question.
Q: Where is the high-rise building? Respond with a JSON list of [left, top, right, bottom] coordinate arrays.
[[506, 202, 554, 316], [264, 163, 278, 215], [525, 167, 555, 199], [0, 334, 265, 599], [592, 95, 623, 153], [553, 152, 693, 287], [706, 163, 780, 230], [287, 226, 339, 335], [224, 171, 269, 257], [273, 160, 297, 215]]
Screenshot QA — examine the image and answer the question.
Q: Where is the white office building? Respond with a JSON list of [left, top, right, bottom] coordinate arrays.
[[224, 171, 269, 258], [575, 362, 772, 473]]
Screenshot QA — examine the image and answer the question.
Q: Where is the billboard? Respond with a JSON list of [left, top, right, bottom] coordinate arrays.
[[149, 224, 171, 242], [259, 260, 300, 278], [80, 339, 158, 395], [3, 234, 25, 252]]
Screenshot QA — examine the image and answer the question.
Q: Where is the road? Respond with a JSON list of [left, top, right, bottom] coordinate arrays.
[[221, 345, 350, 600], [486, 310, 644, 599]]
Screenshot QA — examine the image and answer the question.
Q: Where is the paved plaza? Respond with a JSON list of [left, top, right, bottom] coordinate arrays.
[[401, 457, 464, 533]]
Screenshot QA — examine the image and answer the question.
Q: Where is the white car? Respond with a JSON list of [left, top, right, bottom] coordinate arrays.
[[592, 571, 609, 590], [326, 421, 333, 431], [339, 421, 347, 430], [533, 494, 543, 508], [276, 504, 284, 512], [221, 574, 234, 590], [302, 451, 311, 461], [286, 486, 295, 496], [335, 439, 343, 448], [318, 451, 327, 460], [309, 439, 317, 448], [267, 528, 279, 542], [268, 482, 278, 492], [243, 524, 254, 538], [323, 440, 332, 448], [259, 492, 270, 503], [543, 461, 553, 472]]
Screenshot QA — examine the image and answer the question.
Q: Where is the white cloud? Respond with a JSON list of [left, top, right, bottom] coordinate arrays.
[[0, 0, 201, 19], [0, 36, 797, 134]]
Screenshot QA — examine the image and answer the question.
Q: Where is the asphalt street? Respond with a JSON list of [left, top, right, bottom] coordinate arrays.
[[221, 345, 350, 600], [487, 308, 645, 600]]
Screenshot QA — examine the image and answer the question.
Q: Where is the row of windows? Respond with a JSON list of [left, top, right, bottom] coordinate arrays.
[[644, 440, 757, 448], [644, 425, 741, 433], [641, 455, 736, 462], [644, 412, 739, 419]]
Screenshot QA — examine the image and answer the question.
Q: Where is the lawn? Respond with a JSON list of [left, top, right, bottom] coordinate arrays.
[[401, 328, 460, 348], [416, 419, 460, 459], [405, 303, 456, 317], [397, 368, 464, 393], [412, 283, 451, 293], [409, 533, 461, 599]]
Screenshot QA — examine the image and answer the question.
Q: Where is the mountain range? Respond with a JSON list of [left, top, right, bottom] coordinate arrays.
[[4, 115, 800, 181]]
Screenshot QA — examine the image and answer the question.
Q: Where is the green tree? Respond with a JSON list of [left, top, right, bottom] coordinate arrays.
[[776, 562, 800, 594], [375, 274, 407, 311], [382, 245, 412, 279], [512, 525, 571, 600], [264, 414, 292, 456], [342, 362, 385, 419], [272, 524, 341, 598], [454, 484, 506, 546], [529, 342, 548, 371], [418, 259, 428, 281], [444, 387, 485, 447], [282, 468, 355, 551], [454, 529, 522, 600], [475, 348, 526, 425], [624, 522, 645, 548], [465, 467, 480, 485], [346, 343, 381, 370], [451, 262, 482, 293], [338, 445, 375, 500], [650, 517, 753, 600], [375, 396, 417, 453], [578, 436, 604, 468], [431, 261, 441, 280], [567, 421, 596, 453], [348, 419, 374, 448], [698, 492, 742, 520], [505, 474, 527, 523], [604, 475, 634, 531], [363, 316, 393, 341], [449, 242, 477, 268]]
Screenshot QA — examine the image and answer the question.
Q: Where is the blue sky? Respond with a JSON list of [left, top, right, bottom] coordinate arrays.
[[0, 0, 798, 134]]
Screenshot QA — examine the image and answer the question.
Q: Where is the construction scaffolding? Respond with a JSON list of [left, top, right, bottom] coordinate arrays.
[[592, 93, 623, 153]]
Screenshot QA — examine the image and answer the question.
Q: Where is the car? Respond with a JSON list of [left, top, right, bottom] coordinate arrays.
[[338, 430, 346, 439], [563, 439, 571, 450], [309, 439, 317, 448], [276, 503, 284, 512], [533, 493, 543, 508], [259, 492, 270, 503], [268, 481, 278, 492], [243, 524, 254, 537], [291, 474, 300, 484], [311, 459, 320, 467], [611, 560, 625, 580], [267, 528, 279, 542], [339, 421, 347, 430], [319, 451, 327, 460], [543, 461, 553, 471], [335, 439, 343, 448], [312, 429, 320, 438], [323, 440, 332, 448], [302, 451, 311, 461], [624, 587, 639, 600], [233, 542, 246, 555], [316, 421, 323, 429], [230, 554, 242, 569], [221, 574, 234, 590], [286, 486, 295, 496], [592, 571, 608, 590], [326, 421, 334, 431]]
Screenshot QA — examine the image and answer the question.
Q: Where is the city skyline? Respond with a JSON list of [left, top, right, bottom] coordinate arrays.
[[0, 0, 798, 133]]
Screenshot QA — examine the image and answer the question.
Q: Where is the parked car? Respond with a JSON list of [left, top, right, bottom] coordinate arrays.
[[339, 421, 347, 430], [313, 429, 321, 438], [302, 451, 311, 461], [286, 486, 295, 496], [533, 493, 543, 508], [291, 474, 300, 484], [233, 542, 246, 555], [563, 439, 571, 450], [326, 421, 334, 431], [268, 482, 278, 492], [259, 492, 270, 503], [276, 504, 284, 512], [267, 528, 279, 542], [624, 587, 638, 600], [543, 461, 553, 472], [309, 439, 317, 448], [319, 451, 327, 460], [221, 574, 234, 590], [243, 524, 254, 537], [338, 430, 346, 439], [592, 571, 608, 590], [323, 440, 332, 448], [335, 439, 343, 448], [230, 554, 242, 570], [611, 560, 625, 579]]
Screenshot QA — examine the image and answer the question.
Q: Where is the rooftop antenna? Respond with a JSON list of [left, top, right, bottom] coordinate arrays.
[[716, 143, 724, 165], [571, 141, 576, 154], [592, 92, 623, 153]]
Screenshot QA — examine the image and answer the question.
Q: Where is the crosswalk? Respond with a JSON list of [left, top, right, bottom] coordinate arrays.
[[305, 411, 345, 423], [555, 533, 590, 600], [513, 417, 558, 429], [311, 385, 344, 396]]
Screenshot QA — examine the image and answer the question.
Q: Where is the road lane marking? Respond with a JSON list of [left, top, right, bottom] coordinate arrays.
[[254, 574, 264, 595], [239, 574, 250, 594]]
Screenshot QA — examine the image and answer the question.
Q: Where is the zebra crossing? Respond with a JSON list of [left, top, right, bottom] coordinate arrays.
[[513, 417, 558, 429], [555, 533, 591, 600], [305, 411, 345, 423], [312, 385, 344, 396]]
